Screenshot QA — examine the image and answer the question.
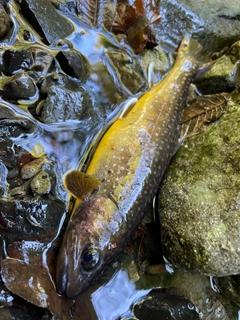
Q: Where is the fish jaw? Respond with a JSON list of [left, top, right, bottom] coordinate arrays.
[[56, 195, 119, 299]]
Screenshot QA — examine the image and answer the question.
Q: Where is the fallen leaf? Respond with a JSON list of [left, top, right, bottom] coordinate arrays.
[[104, 1, 161, 53], [111, 3, 137, 34], [133, 0, 161, 25], [1, 258, 73, 319], [180, 92, 230, 138]]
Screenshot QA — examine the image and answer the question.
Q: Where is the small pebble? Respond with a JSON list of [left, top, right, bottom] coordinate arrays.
[[30, 170, 51, 196], [21, 158, 45, 179]]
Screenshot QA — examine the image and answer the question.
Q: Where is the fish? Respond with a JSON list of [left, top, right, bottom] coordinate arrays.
[[56, 35, 202, 299]]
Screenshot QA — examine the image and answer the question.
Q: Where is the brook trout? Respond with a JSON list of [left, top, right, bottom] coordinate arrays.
[[56, 36, 201, 299]]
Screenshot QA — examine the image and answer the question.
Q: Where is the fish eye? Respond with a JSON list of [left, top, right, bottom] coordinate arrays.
[[81, 248, 100, 271]]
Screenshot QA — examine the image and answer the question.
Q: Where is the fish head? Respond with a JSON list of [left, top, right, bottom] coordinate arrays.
[[56, 195, 119, 299]]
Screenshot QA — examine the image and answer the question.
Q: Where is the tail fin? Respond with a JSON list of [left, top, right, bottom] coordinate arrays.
[[177, 35, 203, 59]]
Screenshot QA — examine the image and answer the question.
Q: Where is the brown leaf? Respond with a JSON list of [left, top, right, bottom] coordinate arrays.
[[133, 0, 161, 25], [127, 28, 149, 53], [111, 3, 137, 34], [180, 92, 230, 138], [1, 258, 73, 319], [77, 0, 115, 27], [104, 1, 161, 53]]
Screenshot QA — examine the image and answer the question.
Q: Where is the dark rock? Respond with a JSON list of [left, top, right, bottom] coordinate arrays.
[[39, 72, 84, 96], [56, 50, 91, 82], [3, 47, 55, 79], [51, 0, 77, 14], [40, 85, 94, 123], [0, 74, 38, 102], [132, 290, 199, 320], [212, 276, 240, 307], [0, 117, 35, 139], [17, 0, 74, 45], [0, 197, 66, 243], [0, 4, 11, 37], [3, 49, 33, 75]]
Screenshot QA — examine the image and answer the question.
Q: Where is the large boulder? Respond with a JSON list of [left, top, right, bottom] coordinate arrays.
[[160, 97, 240, 277]]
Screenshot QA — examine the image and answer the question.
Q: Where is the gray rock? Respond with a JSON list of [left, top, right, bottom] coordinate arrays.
[[196, 39, 240, 94], [17, 0, 74, 45], [158, 0, 240, 55], [40, 85, 94, 123], [160, 101, 240, 277]]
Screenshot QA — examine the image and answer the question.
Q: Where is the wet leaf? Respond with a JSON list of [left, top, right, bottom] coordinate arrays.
[[133, 0, 161, 25], [111, 3, 137, 34], [180, 92, 230, 138], [1, 258, 73, 318], [77, 0, 115, 27], [103, 1, 161, 53]]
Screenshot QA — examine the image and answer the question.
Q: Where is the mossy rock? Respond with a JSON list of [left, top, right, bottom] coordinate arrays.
[[160, 102, 240, 276]]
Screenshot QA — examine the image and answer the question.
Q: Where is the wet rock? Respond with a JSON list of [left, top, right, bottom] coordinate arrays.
[[0, 4, 11, 38], [40, 85, 95, 123], [196, 39, 240, 94], [0, 116, 35, 140], [158, 0, 240, 55], [0, 161, 8, 195], [212, 275, 240, 308], [28, 47, 55, 79], [9, 181, 30, 197], [0, 74, 39, 103], [3, 49, 33, 75], [30, 170, 51, 196], [106, 49, 148, 95], [51, 0, 77, 14], [138, 46, 171, 86], [0, 197, 66, 243], [0, 280, 49, 319], [21, 158, 46, 180], [132, 290, 199, 320], [17, 0, 74, 45], [160, 101, 240, 277], [39, 72, 85, 96], [56, 50, 91, 82], [3, 48, 54, 78]]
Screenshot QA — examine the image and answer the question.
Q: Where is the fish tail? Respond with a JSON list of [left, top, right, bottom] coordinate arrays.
[[177, 34, 203, 60]]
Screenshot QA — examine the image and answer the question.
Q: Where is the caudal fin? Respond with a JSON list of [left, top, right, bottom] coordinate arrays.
[[177, 35, 203, 59]]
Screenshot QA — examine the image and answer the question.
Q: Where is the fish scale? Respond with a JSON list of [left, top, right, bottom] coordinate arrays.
[[56, 36, 201, 299]]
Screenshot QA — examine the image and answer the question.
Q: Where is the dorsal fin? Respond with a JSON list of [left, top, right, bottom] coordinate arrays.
[[63, 170, 100, 201]]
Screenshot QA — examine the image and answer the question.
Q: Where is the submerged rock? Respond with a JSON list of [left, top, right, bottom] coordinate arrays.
[[3, 47, 54, 78], [56, 50, 91, 83], [132, 290, 199, 320], [40, 85, 96, 124], [160, 100, 240, 277], [0, 74, 38, 103]]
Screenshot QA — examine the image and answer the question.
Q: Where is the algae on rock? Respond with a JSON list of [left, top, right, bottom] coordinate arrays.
[[160, 100, 240, 277]]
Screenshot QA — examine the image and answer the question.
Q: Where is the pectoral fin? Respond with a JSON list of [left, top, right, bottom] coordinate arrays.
[[63, 170, 100, 201]]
